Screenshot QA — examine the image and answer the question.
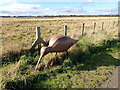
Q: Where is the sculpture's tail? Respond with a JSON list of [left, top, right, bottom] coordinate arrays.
[[78, 33, 86, 40], [71, 29, 77, 39], [71, 29, 86, 40]]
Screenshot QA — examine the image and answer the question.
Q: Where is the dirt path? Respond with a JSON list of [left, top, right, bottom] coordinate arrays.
[[100, 67, 118, 88], [99, 59, 120, 89]]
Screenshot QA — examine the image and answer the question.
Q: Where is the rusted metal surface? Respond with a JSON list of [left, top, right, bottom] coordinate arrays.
[[35, 35, 78, 70]]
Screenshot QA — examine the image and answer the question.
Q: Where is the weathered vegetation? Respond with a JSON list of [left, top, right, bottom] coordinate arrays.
[[0, 16, 119, 89]]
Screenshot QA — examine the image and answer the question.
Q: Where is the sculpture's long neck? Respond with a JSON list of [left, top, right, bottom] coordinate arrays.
[[47, 46, 54, 52]]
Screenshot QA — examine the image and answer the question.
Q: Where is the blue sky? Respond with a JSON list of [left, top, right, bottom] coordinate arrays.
[[0, 0, 119, 16]]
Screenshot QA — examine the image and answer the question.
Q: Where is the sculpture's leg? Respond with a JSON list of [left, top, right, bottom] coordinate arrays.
[[35, 55, 42, 71], [66, 51, 68, 56], [55, 52, 57, 56]]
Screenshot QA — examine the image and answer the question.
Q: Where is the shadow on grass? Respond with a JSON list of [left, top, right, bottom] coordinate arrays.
[[67, 39, 119, 71], [5, 39, 119, 89], [2, 48, 40, 66]]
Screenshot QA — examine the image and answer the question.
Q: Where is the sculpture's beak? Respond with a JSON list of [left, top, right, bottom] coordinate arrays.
[[35, 55, 43, 71]]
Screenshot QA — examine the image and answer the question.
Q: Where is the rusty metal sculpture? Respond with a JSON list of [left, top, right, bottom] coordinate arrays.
[[35, 35, 78, 70]]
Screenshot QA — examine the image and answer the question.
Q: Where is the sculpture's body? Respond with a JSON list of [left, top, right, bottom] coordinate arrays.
[[35, 35, 78, 70]]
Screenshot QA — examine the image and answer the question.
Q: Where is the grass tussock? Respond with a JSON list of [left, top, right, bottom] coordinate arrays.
[[1, 34, 119, 89], [33, 37, 119, 88], [0, 17, 119, 89]]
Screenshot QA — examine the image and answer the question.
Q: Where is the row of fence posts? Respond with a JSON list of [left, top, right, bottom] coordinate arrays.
[[30, 20, 118, 51]]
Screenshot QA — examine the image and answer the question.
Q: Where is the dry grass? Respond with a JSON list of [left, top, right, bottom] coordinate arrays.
[[1, 16, 118, 57], [0, 16, 119, 89]]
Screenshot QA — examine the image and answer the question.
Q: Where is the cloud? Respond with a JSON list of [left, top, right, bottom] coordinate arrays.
[[0, 0, 15, 5], [99, 8, 118, 15], [56, 7, 85, 15], [83, 0, 119, 2], [87, 8, 118, 15], [0, 0, 119, 4], [0, 3, 86, 16], [0, 3, 42, 10], [0, 2, 118, 16], [84, 0, 93, 2], [0, 3, 43, 16]]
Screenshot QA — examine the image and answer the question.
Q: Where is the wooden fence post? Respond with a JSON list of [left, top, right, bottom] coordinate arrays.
[[113, 21, 115, 28], [30, 27, 50, 51], [82, 23, 85, 36], [116, 20, 118, 26], [30, 27, 41, 51], [102, 22, 104, 30], [64, 25, 67, 36], [115, 21, 117, 26], [36, 27, 40, 39], [93, 22, 96, 34], [0, 58, 2, 68], [109, 21, 112, 29], [108, 22, 110, 29], [36, 27, 41, 50]]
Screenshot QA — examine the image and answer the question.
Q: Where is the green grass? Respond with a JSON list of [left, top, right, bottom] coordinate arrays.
[[1, 37, 119, 89], [0, 17, 119, 89], [33, 38, 118, 88]]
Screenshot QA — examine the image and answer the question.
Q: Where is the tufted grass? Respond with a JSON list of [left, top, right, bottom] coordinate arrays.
[[1, 35, 119, 89], [0, 16, 119, 89], [33, 38, 119, 88]]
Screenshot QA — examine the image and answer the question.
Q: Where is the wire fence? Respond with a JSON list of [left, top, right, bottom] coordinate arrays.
[[31, 20, 118, 51]]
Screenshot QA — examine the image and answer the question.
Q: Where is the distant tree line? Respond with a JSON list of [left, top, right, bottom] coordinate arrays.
[[0, 15, 119, 18]]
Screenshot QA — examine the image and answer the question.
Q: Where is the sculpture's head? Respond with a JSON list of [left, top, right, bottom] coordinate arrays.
[[39, 46, 51, 60], [40, 46, 49, 57], [35, 46, 52, 71]]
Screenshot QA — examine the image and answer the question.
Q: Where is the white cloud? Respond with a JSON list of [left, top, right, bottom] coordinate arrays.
[[0, 2, 118, 16], [0, 0, 17, 5], [1, 3, 40, 11], [57, 7, 85, 15], [29, 0, 119, 2], [0, 3, 86, 16], [87, 8, 118, 15], [99, 8, 118, 15], [0, 0, 119, 4], [84, 0, 93, 2], [0, 3, 43, 16]]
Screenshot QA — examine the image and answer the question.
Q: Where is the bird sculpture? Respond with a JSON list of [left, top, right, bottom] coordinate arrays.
[[35, 35, 78, 71]]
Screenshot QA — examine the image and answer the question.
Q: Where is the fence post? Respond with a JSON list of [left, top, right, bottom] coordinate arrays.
[[82, 23, 85, 36], [30, 27, 41, 51], [108, 22, 110, 29], [93, 22, 96, 34], [64, 25, 67, 36], [102, 22, 104, 30], [113, 21, 115, 28], [116, 20, 118, 26], [36, 27, 41, 50], [36, 27, 40, 39]]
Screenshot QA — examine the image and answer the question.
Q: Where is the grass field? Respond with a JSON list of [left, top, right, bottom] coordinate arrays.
[[0, 16, 119, 89], [1, 16, 117, 57]]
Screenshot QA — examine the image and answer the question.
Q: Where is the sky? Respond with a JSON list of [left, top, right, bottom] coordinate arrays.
[[0, 0, 119, 16]]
